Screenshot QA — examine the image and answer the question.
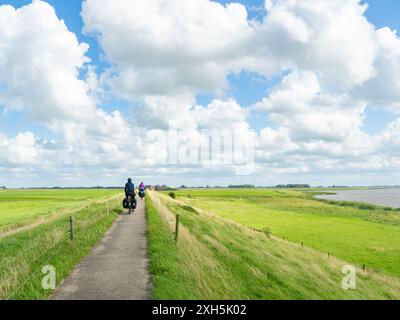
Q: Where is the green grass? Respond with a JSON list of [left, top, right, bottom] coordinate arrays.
[[147, 191, 400, 299], [146, 196, 199, 299], [0, 196, 123, 300], [171, 189, 400, 277], [0, 189, 121, 233]]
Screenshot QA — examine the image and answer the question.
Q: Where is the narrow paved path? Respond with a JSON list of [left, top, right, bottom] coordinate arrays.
[[51, 199, 150, 300]]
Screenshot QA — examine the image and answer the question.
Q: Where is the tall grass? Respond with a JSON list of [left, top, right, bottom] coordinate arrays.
[[172, 189, 400, 277], [0, 189, 121, 234], [147, 191, 400, 300], [0, 196, 123, 300]]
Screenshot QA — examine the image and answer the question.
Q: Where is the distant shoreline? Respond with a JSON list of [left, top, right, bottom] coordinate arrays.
[[315, 188, 400, 209]]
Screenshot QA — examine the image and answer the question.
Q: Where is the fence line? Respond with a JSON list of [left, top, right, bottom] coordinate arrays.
[[148, 192, 371, 273], [1, 198, 121, 299], [148, 191, 180, 242], [0, 193, 122, 240], [0, 229, 62, 271], [2, 236, 67, 299], [5, 237, 69, 300], [1, 199, 116, 271]]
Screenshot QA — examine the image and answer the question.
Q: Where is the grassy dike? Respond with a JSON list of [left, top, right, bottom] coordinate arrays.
[[146, 191, 400, 300], [0, 197, 123, 300], [176, 189, 400, 277]]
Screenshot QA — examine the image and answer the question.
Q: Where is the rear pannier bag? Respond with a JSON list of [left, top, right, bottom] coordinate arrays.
[[122, 198, 129, 209]]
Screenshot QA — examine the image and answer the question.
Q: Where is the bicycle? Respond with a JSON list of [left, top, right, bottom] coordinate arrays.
[[127, 194, 137, 215]]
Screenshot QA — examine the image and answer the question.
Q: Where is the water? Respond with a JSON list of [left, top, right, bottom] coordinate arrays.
[[315, 188, 400, 208]]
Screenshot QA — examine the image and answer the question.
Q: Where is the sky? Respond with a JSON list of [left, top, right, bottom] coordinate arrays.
[[0, 0, 400, 187]]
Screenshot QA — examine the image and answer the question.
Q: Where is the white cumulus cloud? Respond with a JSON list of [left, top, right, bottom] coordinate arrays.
[[1, 0, 400, 186]]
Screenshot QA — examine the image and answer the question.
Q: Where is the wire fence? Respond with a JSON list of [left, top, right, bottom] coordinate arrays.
[[148, 191, 180, 243], [148, 191, 371, 272], [0, 196, 122, 300]]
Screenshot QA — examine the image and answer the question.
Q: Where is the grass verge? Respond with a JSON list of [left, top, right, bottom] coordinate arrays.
[[147, 191, 400, 300], [172, 189, 400, 277], [146, 195, 199, 299], [0, 189, 121, 234], [0, 197, 123, 300]]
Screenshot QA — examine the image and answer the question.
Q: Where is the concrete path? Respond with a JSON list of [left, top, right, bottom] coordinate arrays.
[[51, 199, 150, 300]]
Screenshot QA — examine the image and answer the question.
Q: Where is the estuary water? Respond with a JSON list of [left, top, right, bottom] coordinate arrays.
[[315, 188, 400, 208]]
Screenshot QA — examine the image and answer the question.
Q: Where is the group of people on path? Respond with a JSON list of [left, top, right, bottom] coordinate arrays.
[[124, 178, 146, 209], [125, 178, 146, 198]]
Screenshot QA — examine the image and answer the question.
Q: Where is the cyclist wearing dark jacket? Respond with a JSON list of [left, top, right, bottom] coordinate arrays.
[[125, 178, 135, 198]]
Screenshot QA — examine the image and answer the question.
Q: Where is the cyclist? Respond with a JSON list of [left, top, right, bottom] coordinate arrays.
[[125, 178, 136, 207], [138, 182, 146, 200]]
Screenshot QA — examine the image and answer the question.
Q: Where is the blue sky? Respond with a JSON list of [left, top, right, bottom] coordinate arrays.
[[1, 0, 400, 187], [1, 0, 399, 136], [362, 0, 400, 30]]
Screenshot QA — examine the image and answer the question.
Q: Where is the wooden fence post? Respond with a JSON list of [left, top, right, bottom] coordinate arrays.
[[175, 214, 180, 243], [70, 216, 74, 241]]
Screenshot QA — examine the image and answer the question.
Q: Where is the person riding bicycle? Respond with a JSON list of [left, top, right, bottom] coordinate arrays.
[[138, 182, 145, 199], [123, 178, 136, 213], [125, 178, 136, 204]]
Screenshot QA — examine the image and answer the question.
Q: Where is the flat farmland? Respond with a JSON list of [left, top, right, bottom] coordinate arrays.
[[0, 189, 121, 234], [0, 189, 123, 299], [147, 191, 400, 299], [172, 188, 400, 277]]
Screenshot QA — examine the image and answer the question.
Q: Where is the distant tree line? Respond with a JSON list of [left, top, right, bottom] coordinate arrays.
[[228, 185, 256, 189], [276, 184, 311, 188], [20, 186, 123, 190], [154, 185, 176, 191], [179, 185, 256, 189]]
